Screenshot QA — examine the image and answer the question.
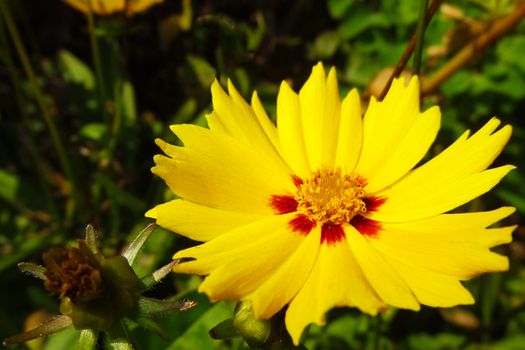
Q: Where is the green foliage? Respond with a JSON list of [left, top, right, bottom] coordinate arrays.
[[0, 0, 524, 349]]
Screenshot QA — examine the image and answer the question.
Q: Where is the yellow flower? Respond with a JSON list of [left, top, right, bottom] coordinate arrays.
[[63, 0, 163, 16], [147, 63, 515, 344]]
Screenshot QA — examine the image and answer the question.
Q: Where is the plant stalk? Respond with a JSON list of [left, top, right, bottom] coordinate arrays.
[[422, 1, 525, 95], [0, 0, 78, 221]]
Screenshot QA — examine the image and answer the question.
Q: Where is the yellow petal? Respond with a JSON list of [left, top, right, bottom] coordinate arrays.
[[145, 199, 265, 242], [298, 63, 326, 169], [322, 67, 341, 166], [206, 111, 228, 135], [173, 213, 303, 300], [335, 88, 362, 173], [298, 64, 341, 169], [285, 241, 384, 345], [210, 80, 290, 172], [356, 77, 424, 186], [246, 227, 321, 320], [127, 0, 163, 15], [345, 226, 420, 310], [63, 0, 162, 15], [373, 118, 513, 222], [365, 106, 441, 193], [372, 165, 515, 222], [382, 207, 516, 247], [370, 220, 513, 280], [153, 126, 295, 214], [63, 0, 90, 13], [277, 81, 311, 177], [251, 91, 282, 154], [378, 254, 475, 307]]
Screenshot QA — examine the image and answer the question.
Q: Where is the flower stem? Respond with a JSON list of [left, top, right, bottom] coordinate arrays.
[[86, 7, 109, 124], [0, 0, 78, 221], [0, 15, 58, 220], [378, 0, 441, 100], [422, 1, 525, 95], [367, 316, 381, 350], [413, 0, 429, 76]]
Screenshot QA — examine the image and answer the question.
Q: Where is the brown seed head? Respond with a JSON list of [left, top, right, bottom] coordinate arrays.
[[43, 245, 104, 302]]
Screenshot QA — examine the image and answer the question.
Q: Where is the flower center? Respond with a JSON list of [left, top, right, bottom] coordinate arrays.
[[295, 168, 367, 225]]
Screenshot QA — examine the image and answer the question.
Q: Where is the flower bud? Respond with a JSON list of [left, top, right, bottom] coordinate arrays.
[[233, 300, 271, 347]]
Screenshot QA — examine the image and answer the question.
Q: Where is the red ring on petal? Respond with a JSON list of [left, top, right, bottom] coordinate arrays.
[[321, 223, 345, 245], [363, 196, 387, 212], [271, 195, 298, 214], [350, 216, 381, 237], [289, 214, 316, 235]]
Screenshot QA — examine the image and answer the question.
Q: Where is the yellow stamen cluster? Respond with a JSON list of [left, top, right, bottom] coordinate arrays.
[[295, 168, 367, 225]]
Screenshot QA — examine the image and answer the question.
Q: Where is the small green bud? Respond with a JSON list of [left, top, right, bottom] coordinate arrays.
[[233, 300, 271, 347]]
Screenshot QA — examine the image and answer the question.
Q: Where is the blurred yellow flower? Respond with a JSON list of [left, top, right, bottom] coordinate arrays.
[[147, 63, 515, 344], [63, 0, 163, 16]]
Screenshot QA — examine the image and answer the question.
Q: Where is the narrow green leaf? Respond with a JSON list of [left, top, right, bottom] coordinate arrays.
[[3, 315, 72, 345], [121, 81, 137, 124], [121, 223, 157, 266], [137, 296, 197, 318], [138, 260, 178, 292], [85, 224, 100, 254], [17, 262, 47, 280]]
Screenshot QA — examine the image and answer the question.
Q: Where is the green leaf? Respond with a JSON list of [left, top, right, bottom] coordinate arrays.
[[0, 169, 19, 202], [137, 296, 197, 318], [166, 302, 233, 350], [491, 336, 525, 350], [120, 81, 137, 124], [311, 31, 341, 59], [138, 260, 178, 292], [79, 123, 108, 142], [58, 50, 95, 90], [186, 55, 216, 88], [17, 262, 46, 280], [42, 326, 80, 350], [337, 7, 389, 40], [406, 333, 465, 350], [497, 36, 525, 74], [121, 223, 157, 267], [327, 0, 353, 19], [4, 315, 72, 346]]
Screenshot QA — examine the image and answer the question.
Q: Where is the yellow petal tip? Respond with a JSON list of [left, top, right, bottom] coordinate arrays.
[[145, 207, 157, 218]]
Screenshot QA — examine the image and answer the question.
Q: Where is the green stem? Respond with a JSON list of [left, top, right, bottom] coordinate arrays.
[[367, 316, 381, 350], [86, 6, 109, 124], [0, 15, 59, 220], [413, 0, 429, 76], [0, 0, 78, 221]]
